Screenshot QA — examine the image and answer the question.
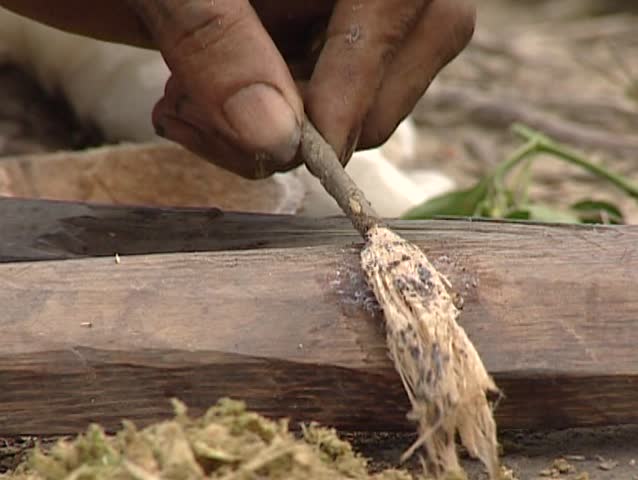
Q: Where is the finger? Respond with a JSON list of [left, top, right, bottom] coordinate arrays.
[[359, 0, 476, 149], [252, 1, 332, 62], [305, 0, 428, 163], [153, 114, 208, 159], [155, 111, 282, 180], [129, 0, 304, 169], [158, 75, 210, 126]]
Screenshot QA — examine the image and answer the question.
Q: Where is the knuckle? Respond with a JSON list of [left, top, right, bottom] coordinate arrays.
[[373, 7, 417, 51], [157, 1, 249, 60], [325, 1, 425, 59], [175, 17, 239, 59]]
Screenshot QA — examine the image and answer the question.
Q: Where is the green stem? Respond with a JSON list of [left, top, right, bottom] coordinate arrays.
[[493, 138, 538, 185], [488, 138, 539, 216], [512, 123, 638, 201]]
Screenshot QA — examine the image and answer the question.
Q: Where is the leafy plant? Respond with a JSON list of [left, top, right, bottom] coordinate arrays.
[[402, 124, 638, 224]]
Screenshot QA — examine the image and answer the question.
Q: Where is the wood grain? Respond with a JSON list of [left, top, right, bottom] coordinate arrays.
[[1, 197, 637, 435]]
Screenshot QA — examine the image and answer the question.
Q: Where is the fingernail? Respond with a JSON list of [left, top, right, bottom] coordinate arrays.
[[223, 83, 301, 167]]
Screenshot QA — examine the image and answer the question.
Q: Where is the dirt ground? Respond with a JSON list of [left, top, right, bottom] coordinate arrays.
[[3, 426, 638, 479], [346, 426, 638, 479], [1, 1, 637, 479]]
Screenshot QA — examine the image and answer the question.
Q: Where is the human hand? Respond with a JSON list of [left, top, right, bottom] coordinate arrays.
[[126, 0, 475, 178], [0, 0, 475, 178]]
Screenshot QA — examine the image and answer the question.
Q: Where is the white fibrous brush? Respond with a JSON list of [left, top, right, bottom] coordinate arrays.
[[300, 119, 501, 480]]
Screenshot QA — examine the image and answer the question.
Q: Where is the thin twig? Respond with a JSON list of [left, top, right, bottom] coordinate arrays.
[[300, 118, 500, 479], [299, 120, 381, 236]]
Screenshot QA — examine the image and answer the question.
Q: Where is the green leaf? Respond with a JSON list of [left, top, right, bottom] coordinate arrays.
[[401, 181, 488, 220], [506, 204, 581, 224], [504, 209, 532, 221], [570, 199, 625, 224]]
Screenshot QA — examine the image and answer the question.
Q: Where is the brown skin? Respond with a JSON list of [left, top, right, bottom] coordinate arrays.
[[0, 0, 475, 179]]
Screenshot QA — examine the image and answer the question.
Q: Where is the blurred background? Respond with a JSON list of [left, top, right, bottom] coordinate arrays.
[[0, 0, 636, 222]]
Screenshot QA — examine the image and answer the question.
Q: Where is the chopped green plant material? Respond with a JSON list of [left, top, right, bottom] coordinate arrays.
[[402, 124, 638, 224], [2, 399, 475, 480]]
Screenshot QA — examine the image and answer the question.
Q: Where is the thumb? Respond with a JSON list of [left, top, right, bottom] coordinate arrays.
[[130, 0, 303, 168]]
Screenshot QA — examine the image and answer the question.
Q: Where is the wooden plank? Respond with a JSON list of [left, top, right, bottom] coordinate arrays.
[[0, 196, 341, 262], [1, 195, 636, 260], [1, 203, 637, 435]]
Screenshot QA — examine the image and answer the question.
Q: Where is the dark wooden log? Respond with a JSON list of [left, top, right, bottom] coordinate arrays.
[[0, 196, 349, 262], [1, 197, 638, 436]]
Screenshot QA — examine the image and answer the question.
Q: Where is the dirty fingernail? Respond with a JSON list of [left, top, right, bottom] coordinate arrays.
[[223, 83, 301, 166]]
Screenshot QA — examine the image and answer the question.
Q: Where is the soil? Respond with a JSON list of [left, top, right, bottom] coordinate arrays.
[[345, 426, 638, 479], [1, 1, 637, 479], [3, 426, 638, 479]]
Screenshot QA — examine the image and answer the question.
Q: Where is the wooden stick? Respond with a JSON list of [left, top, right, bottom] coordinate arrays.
[[1, 202, 637, 435], [299, 120, 380, 236], [318, 92, 505, 475]]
